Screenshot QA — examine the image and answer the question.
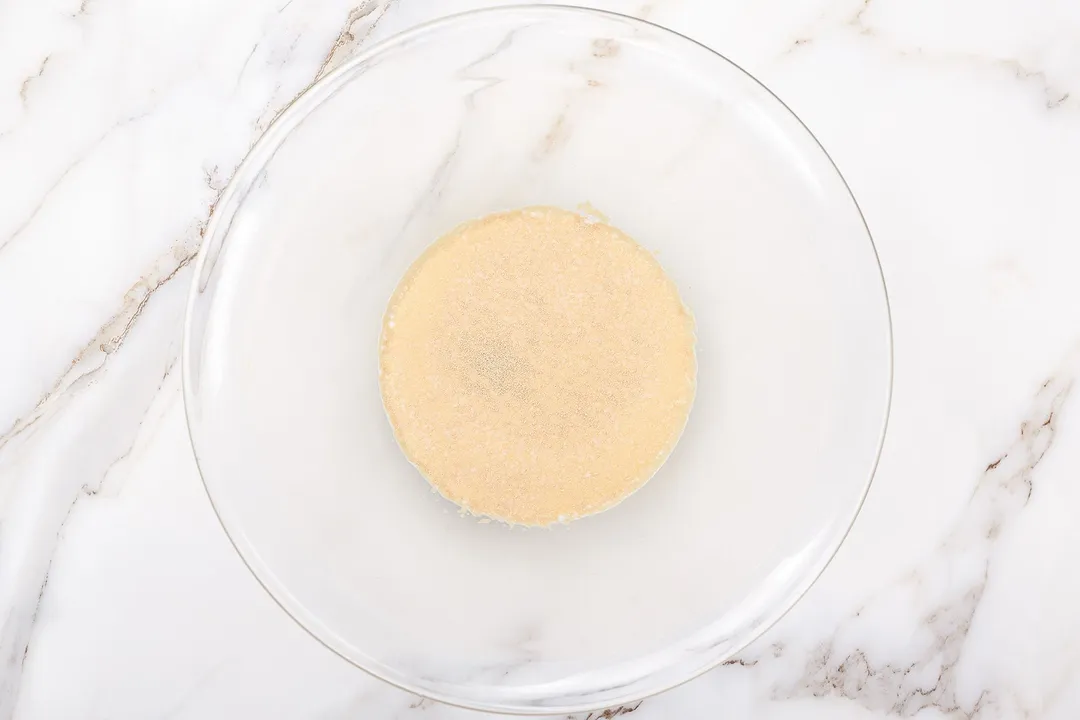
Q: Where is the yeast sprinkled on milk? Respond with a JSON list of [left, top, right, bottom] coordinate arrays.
[[379, 206, 696, 526]]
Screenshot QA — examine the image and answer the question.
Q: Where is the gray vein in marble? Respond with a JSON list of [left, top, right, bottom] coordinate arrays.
[[717, 359, 1076, 719], [1, 353, 181, 718], [0, 8, 418, 713], [0, 226, 200, 454], [0, 0, 409, 447], [1, 565, 51, 719], [17, 56, 50, 105], [534, 101, 572, 161], [780, 0, 1074, 111], [234, 41, 264, 92], [0, 110, 152, 256], [315, 0, 399, 80], [984, 58, 1070, 110], [566, 700, 644, 720], [390, 27, 524, 239], [394, 125, 464, 241], [887, 48, 1073, 111], [233, 2, 316, 99], [203, 164, 228, 194], [92, 356, 179, 501], [848, 0, 876, 35], [531, 2, 654, 164], [250, 0, 399, 135], [459, 26, 519, 104]]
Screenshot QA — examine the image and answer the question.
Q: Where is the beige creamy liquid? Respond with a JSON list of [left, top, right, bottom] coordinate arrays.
[[379, 206, 696, 526]]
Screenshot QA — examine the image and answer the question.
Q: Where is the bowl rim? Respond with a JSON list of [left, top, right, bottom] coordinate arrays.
[[182, 3, 894, 714]]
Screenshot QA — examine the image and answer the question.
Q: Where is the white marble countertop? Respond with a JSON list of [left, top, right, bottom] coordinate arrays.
[[3, 0, 1080, 718]]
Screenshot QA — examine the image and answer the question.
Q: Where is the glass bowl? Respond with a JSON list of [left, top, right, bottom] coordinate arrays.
[[183, 5, 891, 714]]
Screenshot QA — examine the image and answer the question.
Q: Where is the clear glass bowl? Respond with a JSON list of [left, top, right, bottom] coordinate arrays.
[[183, 6, 891, 714]]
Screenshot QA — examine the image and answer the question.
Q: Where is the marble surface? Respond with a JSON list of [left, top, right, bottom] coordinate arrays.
[[3, 0, 1080, 718]]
